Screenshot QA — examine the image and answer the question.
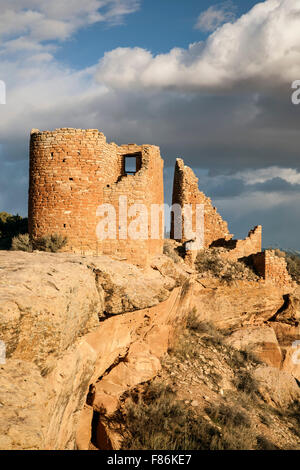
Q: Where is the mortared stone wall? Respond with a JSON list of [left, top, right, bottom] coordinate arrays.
[[28, 128, 164, 266]]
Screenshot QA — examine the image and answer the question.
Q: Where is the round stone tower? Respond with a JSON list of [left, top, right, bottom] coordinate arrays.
[[28, 128, 164, 265]]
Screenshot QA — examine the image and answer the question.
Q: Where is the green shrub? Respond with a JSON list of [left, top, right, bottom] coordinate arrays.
[[10, 232, 68, 253], [232, 370, 260, 397], [169, 312, 224, 360], [185, 309, 204, 332], [205, 403, 251, 429], [119, 381, 258, 450], [195, 249, 257, 282], [195, 249, 223, 277], [119, 382, 220, 450], [168, 330, 201, 361], [32, 233, 68, 253], [11, 233, 32, 252], [224, 345, 262, 370], [186, 311, 224, 343], [285, 254, 300, 283]]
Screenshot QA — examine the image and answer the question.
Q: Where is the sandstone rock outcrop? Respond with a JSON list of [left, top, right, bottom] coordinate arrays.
[[224, 326, 282, 368], [0, 251, 193, 450], [191, 279, 287, 329], [0, 250, 179, 372], [271, 322, 300, 381], [253, 366, 299, 407], [0, 360, 47, 450]]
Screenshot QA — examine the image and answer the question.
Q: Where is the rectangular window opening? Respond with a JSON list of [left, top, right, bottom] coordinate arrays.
[[124, 152, 142, 175]]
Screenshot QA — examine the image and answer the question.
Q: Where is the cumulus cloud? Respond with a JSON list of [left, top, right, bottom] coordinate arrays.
[[235, 167, 300, 185], [196, 166, 300, 200], [96, 0, 300, 91], [195, 1, 237, 33], [0, 0, 140, 53]]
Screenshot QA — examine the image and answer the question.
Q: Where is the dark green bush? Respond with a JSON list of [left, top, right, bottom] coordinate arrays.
[[285, 254, 300, 283], [0, 212, 28, 249], [272, 249, 300, 283], [232, 370, 260, 397]]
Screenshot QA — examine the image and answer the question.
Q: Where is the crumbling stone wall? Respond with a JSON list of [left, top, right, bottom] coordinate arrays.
[[252, 250, 294, 286], [171, 158, 233, 247], [28, 128, 164, 266], [217, 226, 262, 261]]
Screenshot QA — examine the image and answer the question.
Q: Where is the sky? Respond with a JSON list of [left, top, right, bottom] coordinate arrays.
[[0, 0, 300, 249]]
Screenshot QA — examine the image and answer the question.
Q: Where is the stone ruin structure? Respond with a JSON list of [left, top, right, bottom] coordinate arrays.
[[28, 128, 164, 266], [171, 158, 233, 247], [28, 127, 293, 286], [170, 158, 293, 287]]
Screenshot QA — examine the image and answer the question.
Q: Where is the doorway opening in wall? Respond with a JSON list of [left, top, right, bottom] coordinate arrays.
[[123, 152, 142, 175]]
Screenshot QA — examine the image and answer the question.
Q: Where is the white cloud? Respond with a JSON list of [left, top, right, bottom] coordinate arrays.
[[0, 0, 140, 53], [197, 166, 300, 197], [96, 0, 300, 91], [236, 167, 300, 185], [195, 1, 237, 33]]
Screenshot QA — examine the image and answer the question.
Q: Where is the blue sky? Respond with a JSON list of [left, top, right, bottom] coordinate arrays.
[[55, 0, 259, 69], [0, 0, 300, 249]]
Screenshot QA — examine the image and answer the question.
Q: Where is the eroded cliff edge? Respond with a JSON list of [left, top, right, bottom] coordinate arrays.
[[0, 251, 299, 450]]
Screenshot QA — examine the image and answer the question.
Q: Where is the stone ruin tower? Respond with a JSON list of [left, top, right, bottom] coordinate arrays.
[[28, 128, 164, 266]]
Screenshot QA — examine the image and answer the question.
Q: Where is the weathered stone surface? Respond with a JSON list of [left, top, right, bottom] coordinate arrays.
[[253, 366, 299, 407], [93, 342, 161, 413], [0, 251, 177, 371], [224, 326, 282, 368], [272, 293, 300, 325], [0, 251, 100, 371], [191, 279, 285, 329], [151, 254, 191, 286], [252, 250, 295, 289], [77, 285, 192, 450], [171, 158, 232, 247], [271, 322, 300, 381], [0, 360, 47, 450], [76, 405, 94, 451], [91, 255, 174, 314], [44, 340, 96, 450]]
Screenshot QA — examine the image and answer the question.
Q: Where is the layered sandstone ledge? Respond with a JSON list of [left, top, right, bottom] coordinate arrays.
[[0, 251, 299, 450], [0, 251, 191, 449]]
